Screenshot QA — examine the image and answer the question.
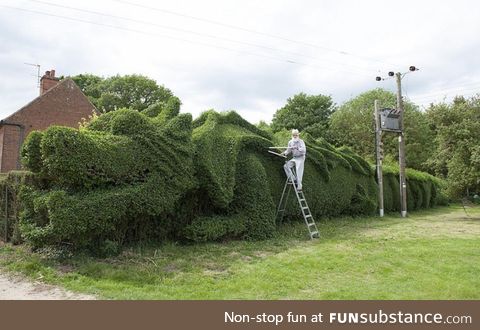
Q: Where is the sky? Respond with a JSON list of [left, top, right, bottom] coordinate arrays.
[[1, 0, 479, 123]]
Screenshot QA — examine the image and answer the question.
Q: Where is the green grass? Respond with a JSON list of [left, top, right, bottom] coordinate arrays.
[[1, 205, 479, 299]]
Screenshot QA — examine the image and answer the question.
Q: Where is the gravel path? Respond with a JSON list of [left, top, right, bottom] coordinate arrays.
[[0, 272, 96, 300]]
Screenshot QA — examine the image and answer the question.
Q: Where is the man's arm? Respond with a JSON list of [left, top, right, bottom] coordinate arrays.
[[298, 140, 306, 155], [283, 140, 293, 155]]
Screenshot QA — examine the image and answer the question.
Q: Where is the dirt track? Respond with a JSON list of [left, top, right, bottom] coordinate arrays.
[[0, 272, 96, 300]]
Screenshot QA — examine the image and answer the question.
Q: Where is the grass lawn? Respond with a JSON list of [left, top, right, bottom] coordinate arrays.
[[1, 204, 479, 299]]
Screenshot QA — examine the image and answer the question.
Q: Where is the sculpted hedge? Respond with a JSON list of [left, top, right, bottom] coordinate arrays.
[[19, 108, 445, 252]]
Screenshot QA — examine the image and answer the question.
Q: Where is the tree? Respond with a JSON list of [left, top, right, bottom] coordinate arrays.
[[256, 120, 272, 134], [426, 95, 480, 197], [70, 73, 104, 106], [328, 88, 435, 171], [70, 74, 175, 112], [271, 93, 335, 138]]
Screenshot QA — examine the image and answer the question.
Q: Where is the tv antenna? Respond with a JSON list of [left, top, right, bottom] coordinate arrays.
[[24, 62, 41, 93]]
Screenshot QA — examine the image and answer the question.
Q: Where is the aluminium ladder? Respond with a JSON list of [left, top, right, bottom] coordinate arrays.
[[275, 170, 319, 239]]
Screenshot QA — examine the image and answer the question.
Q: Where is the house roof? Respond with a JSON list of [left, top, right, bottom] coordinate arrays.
[[1, 78, 98, 123]]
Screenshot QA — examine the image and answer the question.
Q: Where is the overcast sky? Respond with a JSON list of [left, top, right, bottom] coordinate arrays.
[[1, 0, 479, 123]]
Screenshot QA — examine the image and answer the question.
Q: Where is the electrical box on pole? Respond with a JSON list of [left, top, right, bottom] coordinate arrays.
[[374, 66, 417, 218], [379, 108, 402, 132]]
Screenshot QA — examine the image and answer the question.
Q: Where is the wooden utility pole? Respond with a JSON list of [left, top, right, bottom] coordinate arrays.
[[396, 73, 407, 217], [374, 100, 384, 217]]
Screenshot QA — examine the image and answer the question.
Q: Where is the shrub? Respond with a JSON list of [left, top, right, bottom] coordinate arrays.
[[186, 111, 380, 241], [20, 110, 196, 251], [19, 108, 446, 250], [0, 171, 35, 243], [21, 131, 43, 173], [184, 215, 247, 242], [381, 165, 447, 211]]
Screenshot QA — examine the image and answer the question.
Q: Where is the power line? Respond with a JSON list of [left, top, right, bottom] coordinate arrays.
[[0, 5, 372, 78], [410, 92, 480, 106], [113, 0, 399, 68], [428, 79, 480, 90], [25, 0, 375, 75], [412, 91, 480, 108], [410, 84, 480, 102], [410, 81, 480, 100], [402, 76, 480, 104]]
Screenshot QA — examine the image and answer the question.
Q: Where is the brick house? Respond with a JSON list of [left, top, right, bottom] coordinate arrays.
[[0, 70, 98, 172]]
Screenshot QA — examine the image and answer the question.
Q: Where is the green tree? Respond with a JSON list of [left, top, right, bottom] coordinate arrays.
[[328, 88, 435, 171], [70, 73, 104, 106], [426, 96, 480, 197], [271, 93, 335, 138], [256, 120, 272, 134], [70, 74, 175, 112]]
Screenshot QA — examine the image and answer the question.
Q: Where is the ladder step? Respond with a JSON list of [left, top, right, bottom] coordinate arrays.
[[278, 177, 319, 239]]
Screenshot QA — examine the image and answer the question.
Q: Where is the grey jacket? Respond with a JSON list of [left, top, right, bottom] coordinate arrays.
[[285, 138, 306, 158]]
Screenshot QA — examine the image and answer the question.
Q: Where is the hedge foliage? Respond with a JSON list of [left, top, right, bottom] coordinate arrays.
[[382, 165, 448, 211], [19, 109, 195, 252], [18, 109, 446, 251], [0, 171, 35, 244]]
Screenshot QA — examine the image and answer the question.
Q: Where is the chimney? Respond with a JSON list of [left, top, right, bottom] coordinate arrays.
[[40, 69, 60, 95]]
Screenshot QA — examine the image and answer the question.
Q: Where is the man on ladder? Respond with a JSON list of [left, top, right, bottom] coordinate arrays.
[[282, 129, 306, 191], [270, 129, 318, 239]]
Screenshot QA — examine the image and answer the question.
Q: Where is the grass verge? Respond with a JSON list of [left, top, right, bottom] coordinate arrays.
[[1, 204, 479, 299]]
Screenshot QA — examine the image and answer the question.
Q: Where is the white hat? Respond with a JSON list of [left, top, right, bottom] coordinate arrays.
[[291, 129, 299, 135]]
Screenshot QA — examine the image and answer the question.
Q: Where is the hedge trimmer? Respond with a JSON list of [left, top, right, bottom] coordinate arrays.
[[267, 146, 287, 158]]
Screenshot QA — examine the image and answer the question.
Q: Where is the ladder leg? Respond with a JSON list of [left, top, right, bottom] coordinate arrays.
[[275, 178, 288, 215], [275, 178, 291, 223], [293, 189, 320, 240], [278, 163, 319, 239]]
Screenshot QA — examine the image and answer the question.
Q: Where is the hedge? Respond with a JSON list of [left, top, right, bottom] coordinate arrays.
[[382, 165, 448, 211], [17, 109, 446, 251], [184, 111, 378, 241], [0, 171, 35, 244], [19, 109, 196, 252]]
